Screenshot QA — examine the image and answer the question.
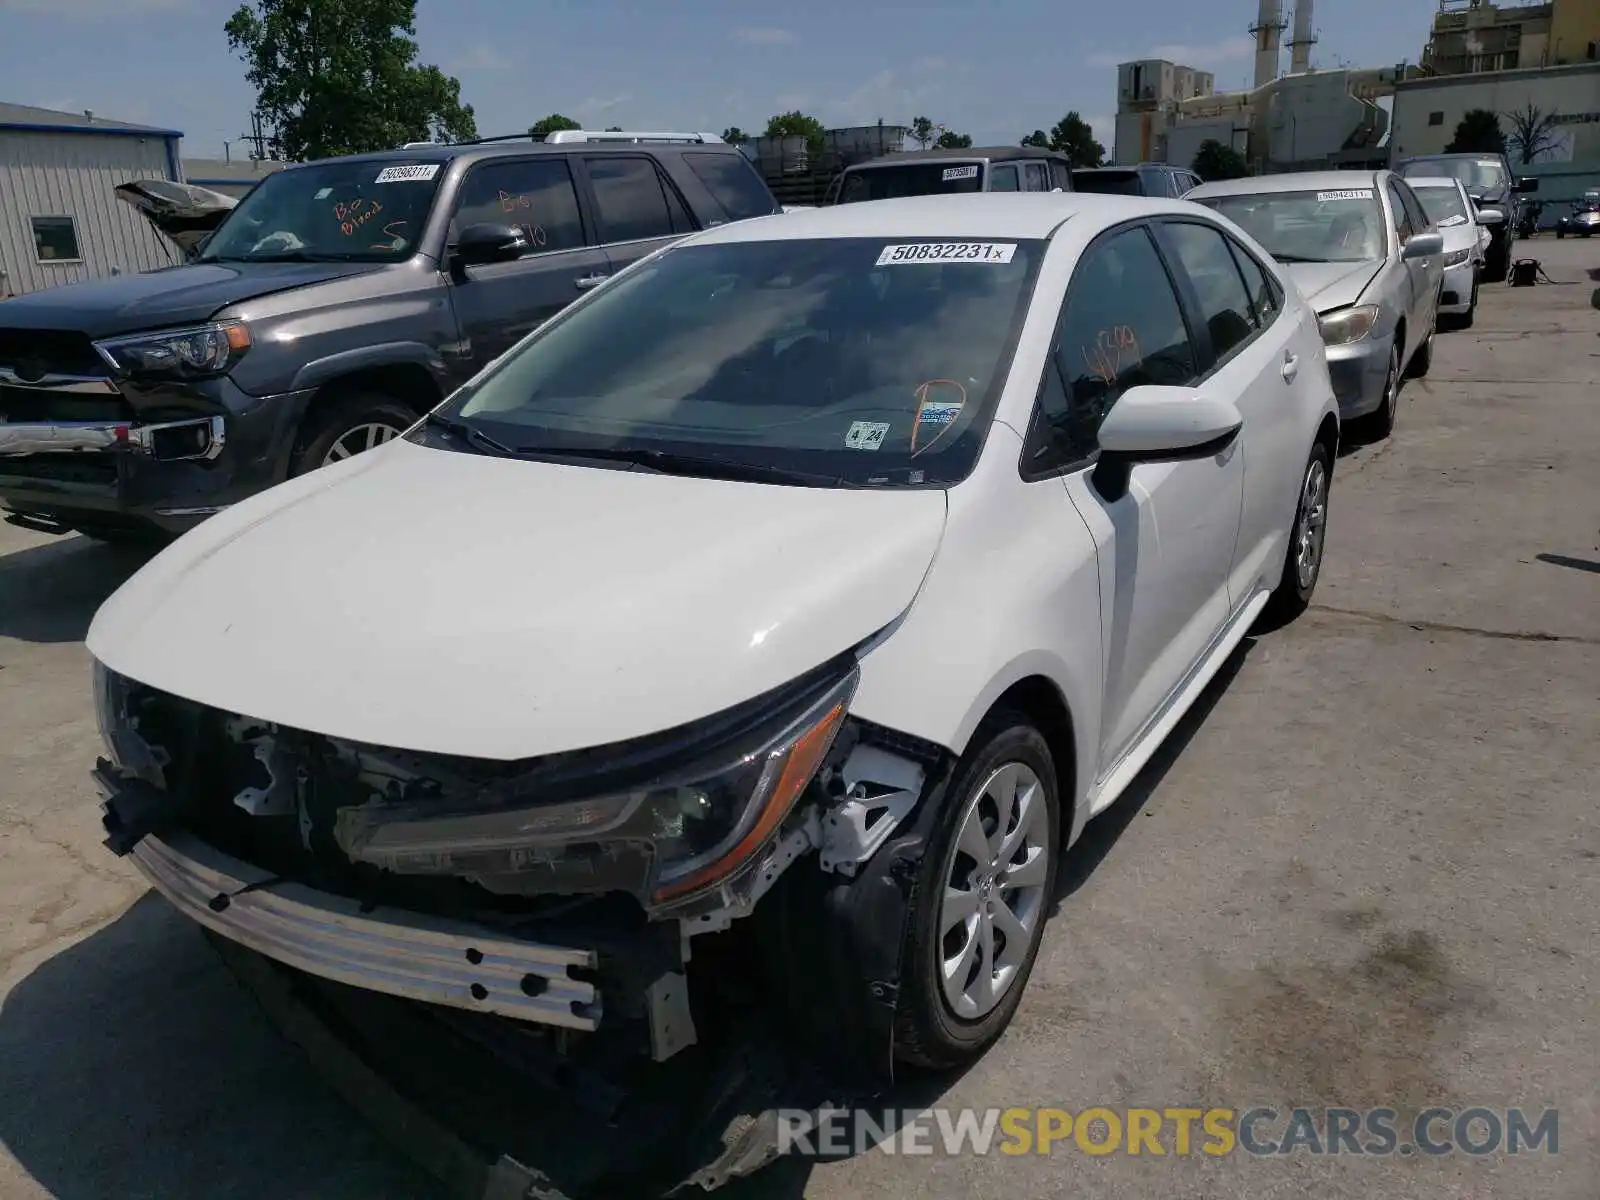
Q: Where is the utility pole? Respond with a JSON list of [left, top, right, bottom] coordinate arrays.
[[239, 112, 281, 161]]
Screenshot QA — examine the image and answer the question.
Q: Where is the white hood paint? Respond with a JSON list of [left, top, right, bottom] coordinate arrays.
[[1282, 260, 1383, 312], [87, 440, 948, 760]]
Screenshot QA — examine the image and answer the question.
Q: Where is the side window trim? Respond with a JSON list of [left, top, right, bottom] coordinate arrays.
[[1018, 217, 1200, 482], [1151, 218, 1270, 383], [1385, 180, 1413, 246], [1223, 236, 1279, 330], [448, 154, 595, 254]]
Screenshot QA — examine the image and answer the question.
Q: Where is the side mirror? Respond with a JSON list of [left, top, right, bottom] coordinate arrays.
[[1475, 207, 1505, 226], [1402, 231, 1444, 260], [1092, 386, 1243, 501], [1516, 177, 1539, 194], [454, 222, 529, 268]]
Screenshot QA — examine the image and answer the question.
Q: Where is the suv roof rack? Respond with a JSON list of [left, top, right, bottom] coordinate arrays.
[[542, 129, 724, 145]]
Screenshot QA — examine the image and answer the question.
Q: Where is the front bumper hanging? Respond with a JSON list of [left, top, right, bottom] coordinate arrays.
[[130, 830, 603, 1032]]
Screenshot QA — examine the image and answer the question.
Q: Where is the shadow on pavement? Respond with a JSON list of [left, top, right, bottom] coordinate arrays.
[[0, 536, 153, 644], [1536, 552, 1600, 576], [0, 894, 437, 1200]]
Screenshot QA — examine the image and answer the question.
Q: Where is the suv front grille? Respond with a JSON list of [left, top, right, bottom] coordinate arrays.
[[0, 385, 132, 423], [0, 328, 109, 380]]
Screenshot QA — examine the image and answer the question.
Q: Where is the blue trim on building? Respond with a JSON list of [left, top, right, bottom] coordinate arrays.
[[0, 120, 185, 138]]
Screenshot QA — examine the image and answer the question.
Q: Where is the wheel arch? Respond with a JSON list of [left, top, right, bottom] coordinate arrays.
[[982, 674, 1079, 843]]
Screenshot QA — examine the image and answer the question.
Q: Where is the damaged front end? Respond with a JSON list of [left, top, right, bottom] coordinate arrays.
[[92, 651, 948, 1086]]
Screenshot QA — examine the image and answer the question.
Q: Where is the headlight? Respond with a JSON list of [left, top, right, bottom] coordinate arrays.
[[91, 660, 167, 787], [1443, 248, 1472, 267], [1317, 305, 1380, 347], [336, 668, 859, 911], [94, 321, 251, 380]]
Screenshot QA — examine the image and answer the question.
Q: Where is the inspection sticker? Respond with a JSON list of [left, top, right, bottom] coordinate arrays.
[[942, 165, 979, 181], [1316, 188, 1374, 202], [845, 421, 891, 450], [875, 242, 1017, 266], [374, 164, 440, 184]]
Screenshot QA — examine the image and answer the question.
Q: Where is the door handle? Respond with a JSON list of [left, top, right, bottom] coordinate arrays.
[[1281, 352, 1299, 382], [574, 273, 609, 290]]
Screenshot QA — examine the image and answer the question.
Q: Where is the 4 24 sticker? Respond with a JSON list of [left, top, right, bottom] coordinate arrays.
[[875, 242, 1017, 266]]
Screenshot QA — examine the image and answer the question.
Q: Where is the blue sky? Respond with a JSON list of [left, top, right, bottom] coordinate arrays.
[[2, 0, 1443, 158]]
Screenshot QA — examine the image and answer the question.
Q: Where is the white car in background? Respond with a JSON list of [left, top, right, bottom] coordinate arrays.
[[89, 194, 1339, 1092], [1405, 174, 1501, 328]]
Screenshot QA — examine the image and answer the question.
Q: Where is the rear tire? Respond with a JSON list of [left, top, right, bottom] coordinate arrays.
[[1260, 440, 1332, 627], [1482, 244, 1510, 282], [289, 394, 417, 478], [893, 715, 1060, 1071]]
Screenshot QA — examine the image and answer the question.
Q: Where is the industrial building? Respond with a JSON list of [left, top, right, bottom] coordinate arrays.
[[0, 102, 184, 297], [1111, 0, 1410, 174]]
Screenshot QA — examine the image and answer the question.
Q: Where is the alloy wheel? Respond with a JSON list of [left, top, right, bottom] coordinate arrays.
[[1383, 347, 1400, 423], [1294, 457, 1329, 591], [938, 762, 1051, 1020], [322, 422, 403, 466]]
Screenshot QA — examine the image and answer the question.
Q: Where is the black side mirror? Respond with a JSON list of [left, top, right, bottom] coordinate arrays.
[[1516, 177, 1540, 194], [454, 222, 530, 268]]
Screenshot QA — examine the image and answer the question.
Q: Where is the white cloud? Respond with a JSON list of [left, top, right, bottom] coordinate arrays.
[[575, 93, 632, 117], [1088, 36, 1256, 70], [820, 69, 937, 129], [732, 27, 796, 45], [451, 44, 511, 72]]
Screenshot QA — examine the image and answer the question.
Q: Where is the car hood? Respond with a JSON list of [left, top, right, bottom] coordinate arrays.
[[87, 440, 949, 761], [115, 179, 237, 255], [1282, 259, 1383, 311], [0, 257, 385, 338]]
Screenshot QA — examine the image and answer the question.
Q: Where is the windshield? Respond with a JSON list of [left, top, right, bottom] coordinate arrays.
[[1398, 157, 1508, 192], [1071, 170, 1143, 196], [198, 158, 444, 262], [1193, 188, 1388, 262], [837, 162, 985, 203], [427, 236, 1045, 487], [1411, 184, 1470, 227]]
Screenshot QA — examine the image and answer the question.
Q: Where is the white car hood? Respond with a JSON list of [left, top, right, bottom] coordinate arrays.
[[1282, 259, 1383, 312], [87, 440, 948, 760]]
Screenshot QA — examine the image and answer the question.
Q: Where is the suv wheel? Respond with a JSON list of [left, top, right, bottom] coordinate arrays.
[[894, 714, 1059, 1070], [289, 395, 417, 478]]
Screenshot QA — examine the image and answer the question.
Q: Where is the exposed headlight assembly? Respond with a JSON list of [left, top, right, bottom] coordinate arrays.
[[94, 321, 251, 379], [1317, 304, 1380, 347], [1443, 248, 1472, 267], [335, 667, 859, 914]]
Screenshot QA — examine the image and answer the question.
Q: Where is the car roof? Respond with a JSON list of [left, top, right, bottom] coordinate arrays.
[[1074, 164, 1169, 174], [276, 140, 741, 170], [849, 146, 1068, 168], [1187, 169, 1388, 198], [1397, 152, 1503, 163], [684, 192, 1186, 245]]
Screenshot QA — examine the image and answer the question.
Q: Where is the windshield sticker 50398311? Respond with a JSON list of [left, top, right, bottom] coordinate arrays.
[[875, 242, 1017, 266]]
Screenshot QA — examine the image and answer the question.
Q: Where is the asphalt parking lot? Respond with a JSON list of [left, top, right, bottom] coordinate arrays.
[[1, 235, 1596, 1200]]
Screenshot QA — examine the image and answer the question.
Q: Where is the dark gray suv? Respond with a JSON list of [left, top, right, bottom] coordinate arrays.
[[0, 132, 780, 541]]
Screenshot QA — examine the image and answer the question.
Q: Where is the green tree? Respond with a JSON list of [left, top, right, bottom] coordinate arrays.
[[720, 126, 750, 144], [1021, 129, 1050, 148], [1503, 102, 1560, 165], [225, 0, 475, 162], [766, 110, 827, 158], [910, 115, 936, 149], [935, 130, 973, 149], [1445, 108, 1506, 155], [1048, 112, 1104, 167], [529, 113, 581, 139], [1192, 139, 1250, 181]]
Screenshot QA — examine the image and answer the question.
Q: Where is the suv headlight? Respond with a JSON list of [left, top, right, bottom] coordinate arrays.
[[1443, 248, 1472, 267], [336, 668, 859, 911], [1317, 304, 1380, 347], [94, 321, 251, 380]]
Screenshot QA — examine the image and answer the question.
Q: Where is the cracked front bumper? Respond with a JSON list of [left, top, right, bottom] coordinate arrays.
[[131, 830, 603, 1031]]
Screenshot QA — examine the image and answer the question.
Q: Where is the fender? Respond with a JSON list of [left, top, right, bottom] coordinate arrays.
[[289, 340, 455, 395]]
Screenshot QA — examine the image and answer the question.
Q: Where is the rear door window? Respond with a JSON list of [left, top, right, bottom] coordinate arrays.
[[682, 152, 777, 222], [584, 156, 683, 243]]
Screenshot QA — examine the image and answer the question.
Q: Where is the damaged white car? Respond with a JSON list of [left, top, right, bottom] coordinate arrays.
[[88, 194, 1338, 1100]]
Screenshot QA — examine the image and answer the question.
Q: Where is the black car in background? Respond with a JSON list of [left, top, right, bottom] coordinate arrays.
[[1392, 152, 1538, 282], [0, 132, 780, 542], [1071, 163, 1202, 198]]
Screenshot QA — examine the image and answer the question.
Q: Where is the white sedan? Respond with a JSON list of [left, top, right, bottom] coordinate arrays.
[[88, 193, 1339, 1083]]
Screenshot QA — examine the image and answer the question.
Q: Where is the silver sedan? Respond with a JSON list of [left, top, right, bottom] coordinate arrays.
[[1187, 169, 1444, 440]]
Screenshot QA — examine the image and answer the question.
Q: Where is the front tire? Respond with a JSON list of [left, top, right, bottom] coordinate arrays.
[[289, 394, 417, 478], [1261, 440, 1332, 626], [894, 716, 1060, 1071], [1483, 243, 1510, 283], [1405, 315, 1434, 379], [1356, 342, 1400, 442]]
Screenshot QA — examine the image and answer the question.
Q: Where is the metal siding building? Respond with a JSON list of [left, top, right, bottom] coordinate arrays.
[[0, 102, 183, 297], [180, 155, 288, 200]]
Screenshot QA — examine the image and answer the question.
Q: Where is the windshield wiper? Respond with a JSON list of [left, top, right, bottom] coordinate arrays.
[[508, 444, 850, 487], [232, 250, 367, 263], [422, 412, 517, 457], [1272, 253, 1333, 263]]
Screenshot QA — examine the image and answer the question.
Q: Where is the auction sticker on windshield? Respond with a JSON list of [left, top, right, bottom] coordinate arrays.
[[1317, 189, 1374, 202], [374, 164, 440, 184], [875, 242, 1017, 266], [942, 165, 979, 181]]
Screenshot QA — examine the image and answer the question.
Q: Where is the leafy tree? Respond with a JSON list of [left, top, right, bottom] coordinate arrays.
[[529, 113, 581, 139], [1192, 139, 1250, 181], [910, 115, 936, 149], [720, 126, 750, 144], [1445, 108, 1506, 155], [935, 130, 973, 149], [225, 0, 475, 162], [1503, 103, 1561, 165], [1048, 112, 1105, 167], [1021, 129, 1050, 148], [766, 110, 827, 158]]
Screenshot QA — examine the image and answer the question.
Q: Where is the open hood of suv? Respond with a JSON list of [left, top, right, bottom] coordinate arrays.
[[87, 439, 949, 761], [115, 179, 238, 255]]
